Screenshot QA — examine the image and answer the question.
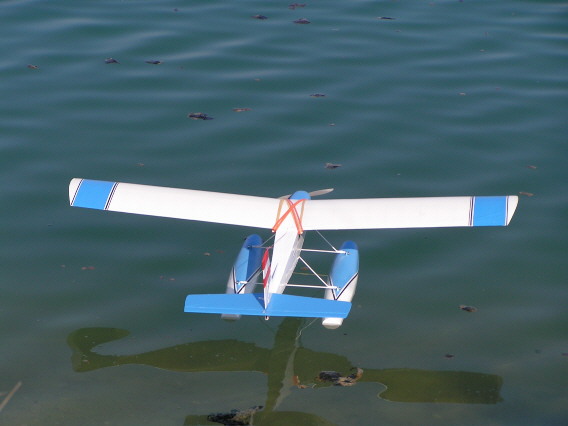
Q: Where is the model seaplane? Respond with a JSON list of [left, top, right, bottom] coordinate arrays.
[[69, 178, 518, 329]]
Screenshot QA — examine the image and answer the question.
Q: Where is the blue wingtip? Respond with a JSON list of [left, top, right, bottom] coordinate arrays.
[[71, 179, 117, 210], [472, 196, 508, 226]]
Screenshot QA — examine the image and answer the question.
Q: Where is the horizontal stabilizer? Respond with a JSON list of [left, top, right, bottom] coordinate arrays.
[[184, 293, 351, 319]]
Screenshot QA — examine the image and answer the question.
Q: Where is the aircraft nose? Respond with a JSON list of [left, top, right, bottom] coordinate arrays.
[[289, 190, 311, 200]]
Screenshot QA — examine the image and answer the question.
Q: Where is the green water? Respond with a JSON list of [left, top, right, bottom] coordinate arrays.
[[1, 1, 567, 425]]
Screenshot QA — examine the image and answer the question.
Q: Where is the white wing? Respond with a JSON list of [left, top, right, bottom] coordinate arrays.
[[301, 196, 518, 230], [70, 178, 518, 230], [69, 178, 280, 229]]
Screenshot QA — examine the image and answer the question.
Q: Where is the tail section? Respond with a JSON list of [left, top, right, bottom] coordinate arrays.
[[185, 293, 351, 319]]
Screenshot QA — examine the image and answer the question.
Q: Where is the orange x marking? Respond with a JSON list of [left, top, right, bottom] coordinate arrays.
[[272, 199, 306, 234]]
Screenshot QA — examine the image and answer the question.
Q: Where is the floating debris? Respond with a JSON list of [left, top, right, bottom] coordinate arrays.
[[27, 64, 39, 69], [519, 192, 534, 197], [459, 305, 477, 313], [188, 112, 214, 120], [292, 375, 311, 389], [444, 353, 455, 359], [145, 60, 162, 65], [81, 266, 96, 271], [325, 163, 342, 169], [289, 3, 306, 9], [207, 406, 263, 426], [104, 58, 119, 64], [526, 165, 537, 170], [310, 93, 326, 97], [317, 368, 363, 387], [233, 107, 252, 112], [293, 18, 311, 24], [377, 16, 395, 20], [252, 14, 268, 20]]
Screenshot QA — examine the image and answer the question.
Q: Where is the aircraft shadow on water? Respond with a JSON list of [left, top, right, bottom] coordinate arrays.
[[68, 318, 503, 425]]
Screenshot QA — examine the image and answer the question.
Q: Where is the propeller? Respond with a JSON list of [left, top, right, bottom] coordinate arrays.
[[279, 188, 334, 199]]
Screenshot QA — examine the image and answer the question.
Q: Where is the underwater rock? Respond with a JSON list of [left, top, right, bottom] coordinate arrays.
[[317, 368, 363, 386], [207, 406, 263, 425]]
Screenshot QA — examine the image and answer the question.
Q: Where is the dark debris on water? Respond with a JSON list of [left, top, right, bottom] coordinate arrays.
[[188, 112, 214, 120]]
